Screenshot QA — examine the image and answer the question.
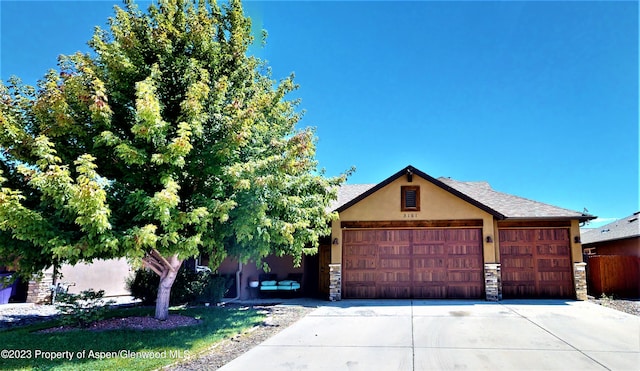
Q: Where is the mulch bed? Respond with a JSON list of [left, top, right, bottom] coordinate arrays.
[[38, 314, 200, 333]]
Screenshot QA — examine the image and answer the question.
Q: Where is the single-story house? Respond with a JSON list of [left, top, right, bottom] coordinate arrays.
[[581, 212, 640, 298], [221, 165, 595, 301], [17, 165, 596, 304]]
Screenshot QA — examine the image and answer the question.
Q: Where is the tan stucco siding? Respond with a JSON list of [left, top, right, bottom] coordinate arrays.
[[570, 220, 583, 263], [339, 177, 490, 221], [59, 258, 133, 297], [333, 176, 498, 264]]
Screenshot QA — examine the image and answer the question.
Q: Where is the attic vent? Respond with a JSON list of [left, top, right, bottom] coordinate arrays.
[[406, 190, 417, 207], [401, 186, 420, 211], [629, 218, 638, 223], [601, 228, 610, 234]]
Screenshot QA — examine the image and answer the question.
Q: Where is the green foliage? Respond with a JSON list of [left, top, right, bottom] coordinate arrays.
[[126, 270, 159, 305], [198, 275, 233, 304], [127, 267, 226, 305], [54, 289, 115, 328], [0, 0, 349, 318]]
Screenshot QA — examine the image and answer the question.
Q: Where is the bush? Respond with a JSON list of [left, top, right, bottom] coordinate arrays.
[[198, 275, 233, 304], [126, 266, 222, 306], [55, 289, 115, 328]]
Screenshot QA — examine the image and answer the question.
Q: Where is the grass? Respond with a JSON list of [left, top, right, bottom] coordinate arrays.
[[0, 305, 265, 370]]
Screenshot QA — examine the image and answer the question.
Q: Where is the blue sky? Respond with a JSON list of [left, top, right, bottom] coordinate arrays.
[[1, 1, 638, 227]]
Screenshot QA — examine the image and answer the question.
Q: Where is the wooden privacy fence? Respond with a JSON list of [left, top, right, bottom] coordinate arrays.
[[587, 255, 640, 298]]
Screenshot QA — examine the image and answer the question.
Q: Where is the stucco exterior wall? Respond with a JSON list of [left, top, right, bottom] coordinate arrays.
[[333, 176, 498, 264], [58, 258, 132, 297], [570, 220, 584, 263]]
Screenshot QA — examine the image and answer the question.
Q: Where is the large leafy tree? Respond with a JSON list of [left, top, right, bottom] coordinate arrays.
[[0, 0, 347, 320]]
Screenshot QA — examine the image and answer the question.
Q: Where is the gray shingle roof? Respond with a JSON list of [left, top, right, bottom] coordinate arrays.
[[581, 212, 640, 244], [438, 177, 590, 219], [330, 184, 376, 211]]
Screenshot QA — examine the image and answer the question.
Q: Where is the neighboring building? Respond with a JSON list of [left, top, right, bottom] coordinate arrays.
[[581, 212, 640, 257], [581, 212, 640, 298]]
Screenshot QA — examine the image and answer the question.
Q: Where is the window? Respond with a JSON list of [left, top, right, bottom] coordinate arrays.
[[401, 186, 420, 211]]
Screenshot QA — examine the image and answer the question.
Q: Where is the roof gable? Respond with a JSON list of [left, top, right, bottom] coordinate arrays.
[[334, 165, 594, 221], [335, 165, 505, 218]]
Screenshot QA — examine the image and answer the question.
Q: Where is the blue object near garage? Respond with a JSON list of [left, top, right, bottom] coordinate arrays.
[[0, 273, 16, 304]]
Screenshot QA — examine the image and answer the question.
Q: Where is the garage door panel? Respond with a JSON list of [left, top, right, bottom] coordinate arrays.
[[414, 270, 447, 282], [499, 228, 573, 299], [344, 257, 376, 269], [343, 228, 483, 299], [378, 271, 411, 282], [379, 259, 411, 269], [501, 244, 533, 255], [413, 229, 446, 242], [503, 284, 536, 297], [448, 284, 483, 299], [503, 271, 535, 281], [448, 270, 483, 281], [538, 271, 572, 282], [537, 258, 570, 270], [502, 257, 534, 269], [377, 230, 412, 242], [450, 244, 481, 255], [344, 230, 377, 243], [536, 229, 569, 241], [414, 285, 447, 298], [378, 285, 411, 299], [538, 284, 572, 298], [344, 284, 376, 298], [448, 257, 482, 269], [345, 245, 377, 255], [537, 245, 570, 255], [414, 258, 447, 269], [344, 271, 376, 282], [447, 228, 481, 242], [413, 244, 446, 255]]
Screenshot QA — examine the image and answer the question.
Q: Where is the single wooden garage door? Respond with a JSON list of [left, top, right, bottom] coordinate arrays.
[[343, 229, 483, 299], [499, 229, 573, 298]]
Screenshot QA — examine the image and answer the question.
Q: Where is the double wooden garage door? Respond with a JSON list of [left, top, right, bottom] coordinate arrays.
[[343, 228, 574, 299], [343, 229, 484, 299], [499, 229, 574, 298]]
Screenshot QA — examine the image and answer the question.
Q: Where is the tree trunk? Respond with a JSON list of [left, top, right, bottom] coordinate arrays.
[[143, 250, 183, 321], [155, 266, 179, 321]]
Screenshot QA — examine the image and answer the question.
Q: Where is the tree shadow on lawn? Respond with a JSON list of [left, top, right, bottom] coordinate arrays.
[[0, 305, 265, 370]]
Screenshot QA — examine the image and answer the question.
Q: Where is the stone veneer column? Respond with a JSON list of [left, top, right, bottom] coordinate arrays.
[[26, 270, 54, 304], [573, 262, 587, 301], [328, 264, 342, 301], [484, 263, 502, 301]]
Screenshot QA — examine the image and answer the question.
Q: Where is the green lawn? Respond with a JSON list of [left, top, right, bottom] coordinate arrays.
[[0, 305, 264, 370]]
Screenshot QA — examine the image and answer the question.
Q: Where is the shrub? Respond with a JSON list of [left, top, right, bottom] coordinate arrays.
[[55, 289, 115, 328], [198, 275, 233, 304], [126, 266, 214, 306]]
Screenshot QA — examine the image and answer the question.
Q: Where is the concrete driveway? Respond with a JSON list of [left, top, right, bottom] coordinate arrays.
[[219, 299, 640, 371]]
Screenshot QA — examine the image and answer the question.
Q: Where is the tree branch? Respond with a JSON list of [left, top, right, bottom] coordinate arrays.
[[142, 249, 178, 277], [151, 249, 178, 273], [142, 256, 164, 276]]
